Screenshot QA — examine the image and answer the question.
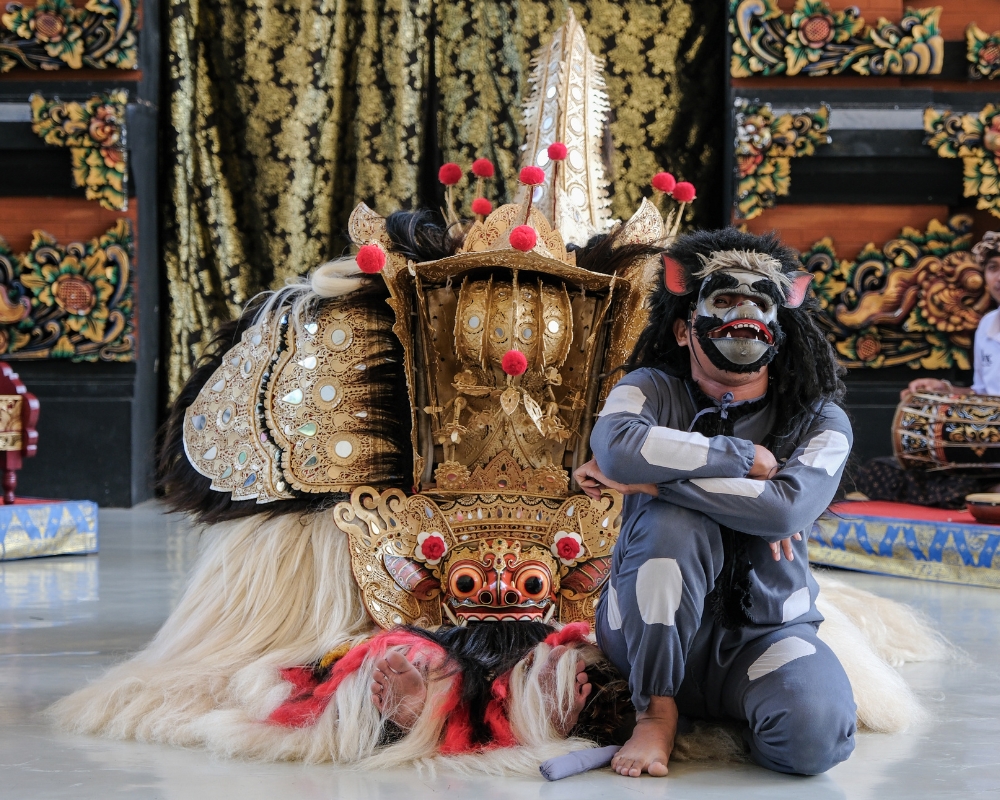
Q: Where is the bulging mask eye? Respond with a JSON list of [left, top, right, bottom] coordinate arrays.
[[449, 565, 485, 599], [514, 566, 551, 600]]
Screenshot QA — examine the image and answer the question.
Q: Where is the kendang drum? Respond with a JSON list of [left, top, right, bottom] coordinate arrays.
[[894, 391, 1000, 471]]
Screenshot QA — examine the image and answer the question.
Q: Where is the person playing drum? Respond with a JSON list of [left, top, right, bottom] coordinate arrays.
[[904, 231, 1000, 400], [854, 232, 1000, 507]]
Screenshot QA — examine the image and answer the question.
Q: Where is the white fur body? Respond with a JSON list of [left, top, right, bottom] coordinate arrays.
[[51, 511, 949, 773]]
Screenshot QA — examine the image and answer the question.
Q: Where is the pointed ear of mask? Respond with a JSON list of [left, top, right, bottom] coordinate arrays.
[[784, 272, 813, 308], [662, 255, 690, 295]]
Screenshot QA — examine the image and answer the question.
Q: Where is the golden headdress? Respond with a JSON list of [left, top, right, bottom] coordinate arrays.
[[182, 10, 694, 629]]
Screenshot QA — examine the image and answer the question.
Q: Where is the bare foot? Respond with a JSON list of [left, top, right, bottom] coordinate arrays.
[[611, 695, 677, 777], [540, 644, 592, 736], [370, 649, 426, 730]]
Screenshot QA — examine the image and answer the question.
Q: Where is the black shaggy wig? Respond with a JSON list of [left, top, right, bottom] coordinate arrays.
[[628, 227, 846, 456]]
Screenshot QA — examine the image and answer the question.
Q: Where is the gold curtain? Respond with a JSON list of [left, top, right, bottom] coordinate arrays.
[[163, 0, 722, 398]]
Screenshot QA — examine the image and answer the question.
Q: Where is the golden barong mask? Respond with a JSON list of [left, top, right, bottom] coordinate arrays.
[[181, 9, 701, 629]]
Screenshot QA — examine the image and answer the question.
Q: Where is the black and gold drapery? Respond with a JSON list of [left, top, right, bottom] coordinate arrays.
[[163, 0, 723, 398]]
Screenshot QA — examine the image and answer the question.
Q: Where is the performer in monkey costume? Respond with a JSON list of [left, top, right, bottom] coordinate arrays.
[[578, 228, 861, 777]]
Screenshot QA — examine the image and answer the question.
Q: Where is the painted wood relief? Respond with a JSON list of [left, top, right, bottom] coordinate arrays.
[[966, 22, 1000, 80], [729, 0, 943, 78], [30, 91, 128, 212], [801, 215, 986, 370], [0, 0, 136, 72], [0, 220, 134, 362], [924, 104, 1000, 220], [733, 99, 830, 220]]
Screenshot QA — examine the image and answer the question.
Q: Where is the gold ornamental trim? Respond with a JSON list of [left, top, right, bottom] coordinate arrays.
[[335, 485, 622, 629]]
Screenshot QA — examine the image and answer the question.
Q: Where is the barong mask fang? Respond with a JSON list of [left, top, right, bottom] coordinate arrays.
[[663, 250, 813, 374]]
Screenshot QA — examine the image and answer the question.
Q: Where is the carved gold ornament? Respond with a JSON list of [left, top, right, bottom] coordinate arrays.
[[0, 220, 133, 362], [183, 293, 408, 502], [924, 104, 1000, 220], [30, 90, 128, 211], [733, 99, 830, 221], [335, 485, 622, 628]]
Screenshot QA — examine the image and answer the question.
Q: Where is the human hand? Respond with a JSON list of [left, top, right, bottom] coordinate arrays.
[[901, 378, 953, 402], [573, 459, 657, 500], [769, 532, 802, 561], [748, 445, 778, 480]]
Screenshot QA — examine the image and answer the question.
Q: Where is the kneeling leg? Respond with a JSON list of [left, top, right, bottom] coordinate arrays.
[[723, 626, 857, 775]]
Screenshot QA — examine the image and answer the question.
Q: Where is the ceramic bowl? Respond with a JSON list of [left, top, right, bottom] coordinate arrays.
[[966, 493, 1000, 524]]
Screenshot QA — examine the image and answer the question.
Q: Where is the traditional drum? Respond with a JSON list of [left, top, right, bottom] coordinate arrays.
[[894, 391, 1000, 471]]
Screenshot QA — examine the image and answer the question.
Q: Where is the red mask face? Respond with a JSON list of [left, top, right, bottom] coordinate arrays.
[[443, 539, 558, 622]]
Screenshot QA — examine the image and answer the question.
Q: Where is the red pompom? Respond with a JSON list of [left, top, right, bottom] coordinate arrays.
[[471, 197, 493, 215], [438, 162, 463, 186], [356, 243, 386, 274], [509, 225, 537, 252], [547, 142, 568, 161], [501, 349, 528, 376], [471, 158, 495, 178], [519, 165, 545, 186], [672, 181, 697, 203], [651, 171, 676, 193]]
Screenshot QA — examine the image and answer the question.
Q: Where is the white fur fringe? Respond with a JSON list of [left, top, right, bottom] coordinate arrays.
[[50, 511, 950, 772]]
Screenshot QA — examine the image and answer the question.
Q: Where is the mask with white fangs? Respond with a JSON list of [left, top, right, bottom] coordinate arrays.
[[691, 268, 786, 374]]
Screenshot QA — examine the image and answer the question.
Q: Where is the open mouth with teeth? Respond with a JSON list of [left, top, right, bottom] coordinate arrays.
[[708, 319, 774, 345], [449, 598, 553, 623]]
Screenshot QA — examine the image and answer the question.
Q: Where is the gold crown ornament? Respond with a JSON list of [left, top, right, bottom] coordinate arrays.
[[182, 9, 696, 628]]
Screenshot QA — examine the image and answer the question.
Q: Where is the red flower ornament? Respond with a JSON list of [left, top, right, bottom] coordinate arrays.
[[519, 166, 545, 186], [551, 530, 583, 564], [416, 531, 447, 565], [547, 142, 567, 161], [672, 182, 697, 203], [651, 172, 676, 193], [471, 197, 493, 215]]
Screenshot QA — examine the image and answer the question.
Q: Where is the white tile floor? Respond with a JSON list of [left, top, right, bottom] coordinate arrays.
[[1, 502, 999, 799]]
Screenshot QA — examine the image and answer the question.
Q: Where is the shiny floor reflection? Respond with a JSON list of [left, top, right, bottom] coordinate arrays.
[[1, 502, 998, 798]]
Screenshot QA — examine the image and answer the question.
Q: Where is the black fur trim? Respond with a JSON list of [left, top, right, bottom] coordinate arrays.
[[407, 621, 554, 746]]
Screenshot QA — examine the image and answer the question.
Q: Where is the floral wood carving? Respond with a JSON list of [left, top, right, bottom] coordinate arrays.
[[31, 91, 128, 211], [729, 0, 943, 78], [801, 215, 986, 370], [924, 105, 1000, 220], [0, 220, 134, 362], [966, 23, 1000, 80], [733, 98, 830, 220], [0, 0, 136, 72]]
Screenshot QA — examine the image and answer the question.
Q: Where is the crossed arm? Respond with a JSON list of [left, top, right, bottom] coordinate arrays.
[[579, 375, 853, 552]]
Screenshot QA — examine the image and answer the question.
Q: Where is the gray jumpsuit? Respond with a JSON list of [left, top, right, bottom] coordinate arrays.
[[591, 368, 857, 775]]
